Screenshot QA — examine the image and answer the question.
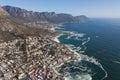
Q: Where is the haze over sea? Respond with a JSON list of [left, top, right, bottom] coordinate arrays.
[[54, 18, 120, 80]]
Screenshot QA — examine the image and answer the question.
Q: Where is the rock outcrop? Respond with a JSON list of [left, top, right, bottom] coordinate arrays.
[[0, 7, 9, 16]]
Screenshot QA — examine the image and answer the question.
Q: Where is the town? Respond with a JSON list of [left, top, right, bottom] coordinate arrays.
[[0, 35, 78, 80]]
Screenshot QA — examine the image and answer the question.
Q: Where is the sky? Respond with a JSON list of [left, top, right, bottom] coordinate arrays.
[[0, 0, 120, 18]]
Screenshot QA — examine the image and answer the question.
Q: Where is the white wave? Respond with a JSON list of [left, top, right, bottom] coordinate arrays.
[[82, 37, 90, 45], [66, 35, 74, 39], [65, 74, 92, 80], [54, 28, 107, 80], [66, 44, 108, 80], [65, 32, 85, 40], [80, 53, 108, 80], [76, 47, 82, 51], [66, 44, 99, 65], [112, 61, 120, 64], [62, 31, 75, 35], [73, 66, 88, 72], [79, 51, 85, 54]]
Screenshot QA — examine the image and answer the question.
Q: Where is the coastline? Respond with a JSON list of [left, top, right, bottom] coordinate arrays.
[[51, 23, 108, 80], [53, 33, 63, 43], [51, 25, 80, 59], [50, 26, 81, 80], [0, 24, 79, 80]]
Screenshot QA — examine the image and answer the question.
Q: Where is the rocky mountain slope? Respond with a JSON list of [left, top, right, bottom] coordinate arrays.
[[0, 7, 9, 16], [2, 6, 88, 23], [0, 7, 55, 42]]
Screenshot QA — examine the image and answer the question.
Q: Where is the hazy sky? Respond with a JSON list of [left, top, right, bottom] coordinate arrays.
[[0, 0, 120, 18]]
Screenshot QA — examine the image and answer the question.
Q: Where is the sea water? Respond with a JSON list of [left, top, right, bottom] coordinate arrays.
[[54, 18, 120, 80]]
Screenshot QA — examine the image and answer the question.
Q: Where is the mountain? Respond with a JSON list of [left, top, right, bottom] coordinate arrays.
[[2, 6, 88, 23], [0, 7, 54, 42], [0, 5, 88, 42]]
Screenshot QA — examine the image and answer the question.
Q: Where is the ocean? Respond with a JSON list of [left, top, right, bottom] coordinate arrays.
[[54, 18, 120, 80]]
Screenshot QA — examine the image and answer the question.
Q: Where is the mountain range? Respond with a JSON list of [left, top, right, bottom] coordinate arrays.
[[0, 5, 88, 42], [2, 6, 88, 23]]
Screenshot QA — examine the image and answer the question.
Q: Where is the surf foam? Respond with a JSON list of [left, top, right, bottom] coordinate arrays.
[[65, 74, 92, 80], [65, 32, 85, 40], [66, 44, 108, 80], [53, 26, 107, 80]]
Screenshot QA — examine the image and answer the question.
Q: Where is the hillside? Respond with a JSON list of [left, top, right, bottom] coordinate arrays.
[[0, 7, 55, 42]]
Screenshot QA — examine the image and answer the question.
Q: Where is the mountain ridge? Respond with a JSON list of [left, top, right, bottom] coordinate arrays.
[[2, 5, 88, 23]]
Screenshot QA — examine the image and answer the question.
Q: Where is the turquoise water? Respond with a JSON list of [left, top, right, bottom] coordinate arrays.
[[55, 18, 120, 80]]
